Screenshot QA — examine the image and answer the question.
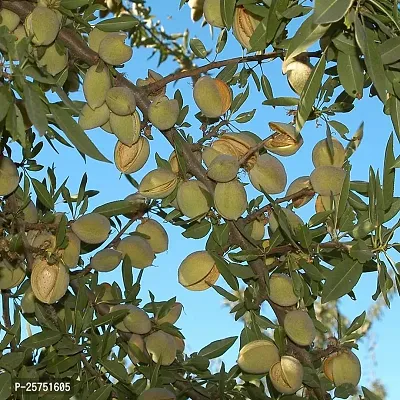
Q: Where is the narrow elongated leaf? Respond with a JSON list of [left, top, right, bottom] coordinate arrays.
[[0, 85, 12, 123], [23, 83, 48, 136], [249, 16, 268, 51], [313, 0, 353, 24], [266, 0, 289, 44], [286, 15, 330, 61], [101, 359, 128, 383], [321, 258, 363, 303], [337, 52, 364, 98], [261, 75, 273, 100], [221, 0, 236, 29], [344, 311, 366, 336], [332, 32, 358, 55], [263, 97, 299, 106], [383, 134, 395, 210], [93, 200, 133, 217], [61, 0, 89, 9], [212, 254, 239, 291], [379, 36, 400, 65], [96, 16, 139, 31], [189, 38, 207, 58], [296, 54, 326, 133], [87, 385, 113, 400], [50, 104, 110, 163], [182, 220, 211, 239], [390, 95, 400, 143], [31, 178, 54, 209], [198, 336, 237, 359], [212, 285, 238, 301], [20, 331, 62, 349], [354, 19, 386, 102], [0, 372, 11, 399]]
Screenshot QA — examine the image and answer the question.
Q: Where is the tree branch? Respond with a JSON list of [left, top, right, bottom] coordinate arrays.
[[1, 289, 15, 350], [146, 52, 284, 93], [2, 5, 328, 398]]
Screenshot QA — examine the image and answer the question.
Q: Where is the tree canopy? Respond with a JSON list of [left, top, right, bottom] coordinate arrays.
[[0, 0, 399, 399]]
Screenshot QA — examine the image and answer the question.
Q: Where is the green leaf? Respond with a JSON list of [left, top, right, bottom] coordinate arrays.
[[31, 178, 54, 210], [286, 15, 330, 61], [216, 29, 228, 54], [390, 95, 400, 142], [337, 52, 364, 98], [93, 200, 133, 218], [212, 254, 239, 291], [362, 387, 383, 400], [0, 371, 11, 399], [249, 16, 267, 51], [235, 109, 256, 123], [182, 220, 211, 239], [267, 0, 289, 44], [313, 0, 353, 24], [344, 311, 366, 336], [349, 240, 373, 263], [332, 32, 358, 55], [101, 359, 128, 383], [0, 85, 12, 123], [336, 170, 350, 219], [321, 257, 363, 303], [383, 133, 395, 210], [334, 383, 357, 398], [50, 104, 111, 163], [212, 285, 238, 302], [261, 75, 273, 100], [227, 263, 255, 279], [61, 0, 89, 9], [122, 255, 133, 295], [262, 97, 299, 106], [0, 352, 25, 371], [216, 63, 238, 82], [23, 83, 48, 136], [198, 336, 237, 359], [189, 38, 207, 58], [221, 0, 236, 29], [299, 259, 325, 281], [354, 19, 386, 102], [296, 54, 326, 133], [379, 36, 400, 65], [95, 16, 139, 32], [92, 309, 129, 328], [87, 385, 113, 400], [328, 120, 349, 137], [20, 331, 62, 349]]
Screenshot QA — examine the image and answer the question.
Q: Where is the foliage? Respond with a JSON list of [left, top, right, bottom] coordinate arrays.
[[0, 0, 399, 399]]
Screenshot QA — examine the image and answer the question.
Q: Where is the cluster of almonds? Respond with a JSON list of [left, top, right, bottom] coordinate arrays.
[[0, 2, 69, 76], [13, 207, 168, 307], [236, 273, 361, 394], [98, 287, 185, 367], [187, 0, 313, 95], [81, 26, 184, 176], [134, 73, 345, 227]]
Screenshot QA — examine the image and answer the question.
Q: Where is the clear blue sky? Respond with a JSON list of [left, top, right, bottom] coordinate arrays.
[[8, 1, 399, 398]]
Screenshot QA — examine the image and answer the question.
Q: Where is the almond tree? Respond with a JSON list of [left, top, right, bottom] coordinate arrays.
[[0, 1, 398, 399]]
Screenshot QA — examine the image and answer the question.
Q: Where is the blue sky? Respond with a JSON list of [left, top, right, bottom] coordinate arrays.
[[4, 1, 399, 398]]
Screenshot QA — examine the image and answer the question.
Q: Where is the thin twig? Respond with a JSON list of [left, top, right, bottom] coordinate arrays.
[[238, 138, 268, 166], [243, 188, 316, 223]]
